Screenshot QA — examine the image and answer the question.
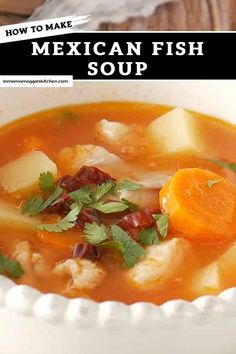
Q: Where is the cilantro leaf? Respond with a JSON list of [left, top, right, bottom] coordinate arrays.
[[22, 186, 63, 216], [153, 213, 169, 238], [207, 178, 221, 189], [0, 253, 24, 278], [139, 226, 159, 245], [57, 110, 79, 127], [22, 196, 44, 216], [91, 181, 116, 202], [98, 240, 125, 253], [111, 225, 144, 268], [83, 222, 108, 245], [39, 171, 55, 192], [69, 185, 93, 205], [116, 180, 144, 192], [121, 198, 140, 212], [91, 201, 129, 214], [36, 205, 81, 233], [208, 158, 236, 172]]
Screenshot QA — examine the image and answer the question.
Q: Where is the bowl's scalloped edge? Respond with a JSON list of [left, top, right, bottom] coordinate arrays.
[[1, 275, 236, 328]]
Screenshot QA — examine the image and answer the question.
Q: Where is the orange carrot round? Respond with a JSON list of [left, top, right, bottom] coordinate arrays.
[[159, 168, 236, 240]]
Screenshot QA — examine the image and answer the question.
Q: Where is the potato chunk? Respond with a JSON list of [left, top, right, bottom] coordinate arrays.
[[96, 119, 130, 141], [191, 242, 236, 296], [0, 199, 38, 230], [0, 151, 57, 195], [191, 262, 222, 295], [128, 238, 190, 290], [148, 107, 206, 155]]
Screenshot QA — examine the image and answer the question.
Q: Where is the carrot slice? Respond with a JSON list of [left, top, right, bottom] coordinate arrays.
[[38, 230, 83, 251], [159, 168, 236, 240]]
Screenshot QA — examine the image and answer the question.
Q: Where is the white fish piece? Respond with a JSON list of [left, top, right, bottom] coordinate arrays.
[[12, 241, 47, 276], [53, 258, 106, 292], [119, 189, 159, 209], [128, 238, 190, 290], [57, 144, 121, 174], [96, 119, 130, 141], [127, 170, 171, 189]]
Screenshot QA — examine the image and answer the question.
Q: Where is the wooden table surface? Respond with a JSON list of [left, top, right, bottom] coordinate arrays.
[[0, 0, 235, 30]]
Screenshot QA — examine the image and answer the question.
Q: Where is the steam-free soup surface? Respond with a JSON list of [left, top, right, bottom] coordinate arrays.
[[0, 102, 236, 305]]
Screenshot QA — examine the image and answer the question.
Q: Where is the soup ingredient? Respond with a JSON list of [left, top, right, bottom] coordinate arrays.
[[53, 258, 106, 292], [22, 186, 63, 217], [60, 166, 116, 193], [192, 262, 221, 295], [57, 145, 120, 174], [129, 171, 170, 189], [12, 241, 46, 276], [119, 189, 158, 209], [191, 242, 236, 295], [37, 205, 81, 233], [139, 226, 159, 245], [39, 171, 56, 192], [128, 238, 190, 290], [57, 109, 79, 127], [153, 213, 169, 238], [0, 151, 57, 195], [83, 222, 108, 245], [0, 252, 24, 278], [207, 178, 221, 189], [159, 168, 236, 240], [0, 199, 38, 229], [148, 108, 206, 156], [208, 158, 236, 172], [96, 119, 130, 141], [117, 180, 143, 192]]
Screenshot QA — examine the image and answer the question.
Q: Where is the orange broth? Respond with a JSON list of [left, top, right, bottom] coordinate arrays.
[[0, 102, 236, 304]]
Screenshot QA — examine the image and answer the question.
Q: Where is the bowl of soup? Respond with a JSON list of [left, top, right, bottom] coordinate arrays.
[[0, 81, 236, 354]]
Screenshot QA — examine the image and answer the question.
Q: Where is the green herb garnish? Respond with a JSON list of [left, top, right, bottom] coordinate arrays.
[[83, 222, 108, 245], [0, 253, 24, 278], [39, 171, 55, 192], [91, 181, 116, 202], [207, 178, 221, 189], [153, 213, 169, 238], [36, 205, 81, 233], [111, 225, 144, 268], [22, 186, 63, 216], [139, 226, 159, 245], [208, 158, 236, 172], [91, 201, 129, 214], [121, 198, 140, 212], [57, 110, 79, 127], [69, 185, 93, 205], [117, 180, 144, 192]]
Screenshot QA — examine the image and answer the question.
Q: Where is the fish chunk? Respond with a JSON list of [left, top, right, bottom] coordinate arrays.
[[128, 238, 190, 290], [12, 241, 46, 276], [96, 119, 130, 141], [57, 144, 121, 174], [53, 258, 106, 292]]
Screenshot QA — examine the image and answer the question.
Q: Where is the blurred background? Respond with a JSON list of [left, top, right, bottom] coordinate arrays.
[[0, 0, 235, 30]]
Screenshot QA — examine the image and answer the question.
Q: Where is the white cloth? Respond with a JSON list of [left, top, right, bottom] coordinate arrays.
[[29, 0, 178, 30]]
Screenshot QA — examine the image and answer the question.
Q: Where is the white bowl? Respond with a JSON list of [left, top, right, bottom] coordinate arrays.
[[0, 81, 236, 354]]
